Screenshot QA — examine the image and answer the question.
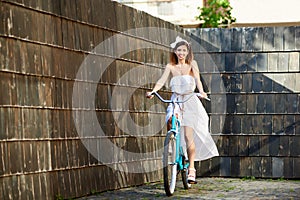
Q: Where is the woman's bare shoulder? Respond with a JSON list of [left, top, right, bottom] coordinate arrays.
[[191, 60, 198, 66], [166, 63, 174, 69]]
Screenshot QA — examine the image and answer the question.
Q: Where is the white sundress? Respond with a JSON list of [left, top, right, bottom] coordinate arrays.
[[166, 75, 219, 161]]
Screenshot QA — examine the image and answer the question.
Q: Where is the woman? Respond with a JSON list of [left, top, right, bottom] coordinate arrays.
[[146, 36, 219, 184]]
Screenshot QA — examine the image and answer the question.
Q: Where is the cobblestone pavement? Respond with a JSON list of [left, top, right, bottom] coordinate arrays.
[[78, 177, 300, 200]]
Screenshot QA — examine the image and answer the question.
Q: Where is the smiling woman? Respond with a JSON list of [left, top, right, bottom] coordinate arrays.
[[146, 36, 219, 184]]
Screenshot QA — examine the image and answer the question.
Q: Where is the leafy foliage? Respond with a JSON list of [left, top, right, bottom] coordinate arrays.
[[196, 0, 236, 28]]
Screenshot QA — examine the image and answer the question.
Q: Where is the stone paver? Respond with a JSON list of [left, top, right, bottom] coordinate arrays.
[[78, 178, 300, 200]]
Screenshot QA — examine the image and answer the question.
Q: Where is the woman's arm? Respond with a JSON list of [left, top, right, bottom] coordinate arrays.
[[146, 64, 171, 98], [191, 60, 207, 98]]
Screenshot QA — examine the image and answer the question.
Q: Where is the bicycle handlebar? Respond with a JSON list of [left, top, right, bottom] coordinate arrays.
[[150, 92, 210, 103]]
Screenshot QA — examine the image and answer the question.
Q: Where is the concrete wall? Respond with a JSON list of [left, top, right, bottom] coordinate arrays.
[[190, 27, 300, 179]]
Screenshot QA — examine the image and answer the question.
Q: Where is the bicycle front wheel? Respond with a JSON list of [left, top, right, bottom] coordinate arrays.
[[181, 157, 191, 189], [163, 131, 177, 196]]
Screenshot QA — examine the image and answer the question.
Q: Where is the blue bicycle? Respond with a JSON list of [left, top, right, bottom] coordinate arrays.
[[149, 92, 210, 196], [151, 92, 210, 196]]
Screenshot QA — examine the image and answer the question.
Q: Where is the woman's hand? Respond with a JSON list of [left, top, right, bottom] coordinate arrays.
[[197, 91, 208, 99], [146, 91, 154, 99]]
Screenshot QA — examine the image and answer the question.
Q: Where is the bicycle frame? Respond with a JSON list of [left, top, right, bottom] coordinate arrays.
[[152, 91, 193, 170], [168, 105, 189, 171]]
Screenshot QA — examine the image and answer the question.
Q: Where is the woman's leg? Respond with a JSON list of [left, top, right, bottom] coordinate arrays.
[[167, 117, 172, 131], [184, 126, 195, 169], [167, 113, 178, 131], [184, 126, 197, 183]]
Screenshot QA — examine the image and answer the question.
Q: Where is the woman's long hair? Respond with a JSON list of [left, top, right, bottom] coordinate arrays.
[[170, 41, 193, 65]]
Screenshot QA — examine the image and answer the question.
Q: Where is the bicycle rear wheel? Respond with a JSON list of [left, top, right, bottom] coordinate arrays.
[[181, 157, 191, 189], [163, 131, 177, 196]]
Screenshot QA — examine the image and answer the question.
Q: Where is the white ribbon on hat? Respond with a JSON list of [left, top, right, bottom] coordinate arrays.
[[170, 36, 189, 49]]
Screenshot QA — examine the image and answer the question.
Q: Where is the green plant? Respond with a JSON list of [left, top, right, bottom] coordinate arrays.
[[277, 177, 285, 181], [55, 194, 64, 200], [224, 186, 236, 192], [217, 193, 225, 198], [196, 0, 236, 28], [241, 176, 256, 181]]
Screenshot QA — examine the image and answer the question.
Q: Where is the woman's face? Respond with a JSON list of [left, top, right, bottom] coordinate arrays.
[[174, 44, 188, 61]]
